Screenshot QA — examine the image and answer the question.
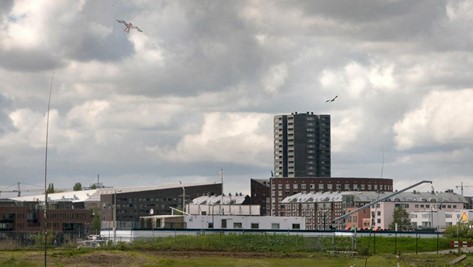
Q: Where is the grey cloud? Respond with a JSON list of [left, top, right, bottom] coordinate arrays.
[[0, 49, 63, 72], [0, 1, 14, 17], [114, 1, 271, 97], [287, 0, 447, 42], [1, 1, 472, 195], [61, 30, 135, 62], [0, 93, 14, 136]]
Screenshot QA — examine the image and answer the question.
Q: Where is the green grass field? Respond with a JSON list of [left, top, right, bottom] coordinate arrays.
[[0, 234, 469, 266]]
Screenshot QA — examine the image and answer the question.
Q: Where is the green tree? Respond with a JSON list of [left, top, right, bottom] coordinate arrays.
[[46, 183, 55, 194], [90, 184, 97, 189], [91, 208, 101, 235], [444, 221, 473, 239], [73, 182, 83, 191], [389, 206, 412, 231]]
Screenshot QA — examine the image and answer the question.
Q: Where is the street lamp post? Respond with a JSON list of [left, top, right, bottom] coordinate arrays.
[[179, 181, 186, 213], [112, 189, 122, 244], [113, 190, 117, 244]]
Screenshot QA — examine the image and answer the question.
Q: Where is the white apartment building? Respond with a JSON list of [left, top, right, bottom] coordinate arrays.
[[409, 210, 473, 231], [370, 191, 466, 230]]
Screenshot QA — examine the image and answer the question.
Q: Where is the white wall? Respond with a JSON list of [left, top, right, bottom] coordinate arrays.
[[373, 201, 465, 230], [185, 215, 306, 230]]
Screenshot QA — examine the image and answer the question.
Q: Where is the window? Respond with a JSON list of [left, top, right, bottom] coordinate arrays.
[[221, 219, 227, 229], [208, 223, 214, 229], [272, 223, 280, 229], [251, 223, 259, 229], [292, 224, 300, 229], [327, 184, 333, 190], [233, 222, 242, 229], [318, 184, 324, 190]]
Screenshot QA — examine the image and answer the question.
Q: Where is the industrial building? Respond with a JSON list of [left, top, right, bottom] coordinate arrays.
[[101, 182, 221, 230]]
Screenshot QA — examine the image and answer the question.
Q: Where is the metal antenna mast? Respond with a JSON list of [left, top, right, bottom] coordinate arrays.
[[44, 73, 54, 267]]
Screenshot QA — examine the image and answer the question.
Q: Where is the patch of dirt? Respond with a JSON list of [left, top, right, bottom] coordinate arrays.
[[145, 250, 306, 259], [57, 251, 145, 267]]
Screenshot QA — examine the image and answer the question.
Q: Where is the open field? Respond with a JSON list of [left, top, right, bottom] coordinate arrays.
[[0, 234, 470, 266], [0, 249, 471, 267]]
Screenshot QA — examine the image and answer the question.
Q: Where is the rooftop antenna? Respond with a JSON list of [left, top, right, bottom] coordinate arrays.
[[43, 72, 54, 267], [380, 146, 384, 178]]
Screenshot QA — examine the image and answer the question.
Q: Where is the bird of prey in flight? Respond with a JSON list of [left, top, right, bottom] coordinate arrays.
[[325, 95, 338, 102], [116, 20, 143, 33]]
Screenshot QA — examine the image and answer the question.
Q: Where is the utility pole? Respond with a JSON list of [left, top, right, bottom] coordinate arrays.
[[220, 169, 224, 215]]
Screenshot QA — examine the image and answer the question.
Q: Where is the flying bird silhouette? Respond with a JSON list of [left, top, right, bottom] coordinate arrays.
[[325, 95, 338, 102], [116, 20, 143, 33]]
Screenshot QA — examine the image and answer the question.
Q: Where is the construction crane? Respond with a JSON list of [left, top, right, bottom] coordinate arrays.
[[332, 180, 432, 227], [0, 182, 21, 198], [0, 182, 44, 198], [456, 182, 473, 196]]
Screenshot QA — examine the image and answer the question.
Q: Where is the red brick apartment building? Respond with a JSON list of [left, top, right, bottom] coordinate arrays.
[[0, 200, 93, 244], [251, 177, 393, 216]]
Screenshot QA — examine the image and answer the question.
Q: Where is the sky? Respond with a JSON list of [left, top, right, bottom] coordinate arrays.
[[1, 0, 472, 197]]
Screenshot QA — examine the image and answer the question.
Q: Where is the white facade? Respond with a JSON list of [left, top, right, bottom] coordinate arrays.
[[410, 210, 473, 231], [187, 204, 260, 216], [371, 197, 465, 230], [185, 215, 306, 230]]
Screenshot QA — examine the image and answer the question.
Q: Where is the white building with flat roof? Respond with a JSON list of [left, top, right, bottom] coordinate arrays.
[[185, 215, 306, 230]]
